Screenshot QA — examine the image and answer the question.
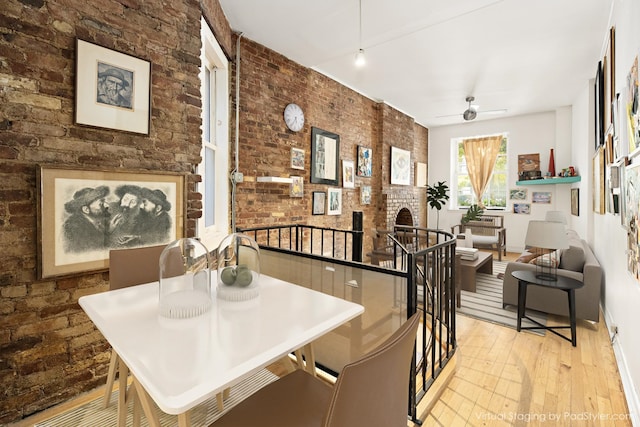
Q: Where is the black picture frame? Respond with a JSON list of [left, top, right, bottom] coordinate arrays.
[[312, 191, 326, 215], [310, 127, 340, 186], [595, 61, 605, 149]]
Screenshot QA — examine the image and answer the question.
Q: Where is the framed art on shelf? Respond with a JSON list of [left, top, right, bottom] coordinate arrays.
[[310, 127, 340, 185], [390, 146, 411, 185], [593, 146, 605, 214], [291, 148, 305, 170], [327, 188, 342, 215], [342, 160, 355, 188], [312, 191, 326, 215], [37, 166, 185, 279], [75, 39, 151, 135], [356, 146, 372, 177]]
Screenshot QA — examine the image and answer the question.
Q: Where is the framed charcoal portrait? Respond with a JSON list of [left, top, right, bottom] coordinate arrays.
[[75, 39, 151, 135], [37, 166, 185, 278]]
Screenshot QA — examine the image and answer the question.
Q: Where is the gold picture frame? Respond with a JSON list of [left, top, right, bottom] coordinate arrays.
[[37, 165, 185, 278]]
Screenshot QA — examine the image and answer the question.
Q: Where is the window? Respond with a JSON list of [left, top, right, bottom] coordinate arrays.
[[198, 18, 229, 250], [450, 134, 507, 209]]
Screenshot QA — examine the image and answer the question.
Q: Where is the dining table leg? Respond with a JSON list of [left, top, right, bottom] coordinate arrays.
[[132, 376, 162, 427], [302, 343, 317, 377], [178, 411, 191, 427], [117, 360, 129, 427]]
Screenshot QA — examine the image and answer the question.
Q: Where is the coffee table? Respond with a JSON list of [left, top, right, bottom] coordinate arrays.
[[459, 251, 493, 292]]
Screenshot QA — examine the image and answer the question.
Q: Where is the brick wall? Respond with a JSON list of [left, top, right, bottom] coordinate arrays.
[[232, 38, 429, 256], [0, 2, 428, 423], [0, 0, 226, 423]]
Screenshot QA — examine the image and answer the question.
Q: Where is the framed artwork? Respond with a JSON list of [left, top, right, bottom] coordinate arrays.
[[415, 162, 427, 187], [327, 188, 342, 215], [593, 146, 605, 214], [361, 185, 372, 205], [37, 166, 185, 278], [290, 176, 303, 197], [571, 188, 580, 216], [606, 26, 616, 128], [342, 160, 355, 188], [595, 61, 605, 148], [356, 146, 372, 177], [532, 191, 551, 204], [513, 203, 530, 214], [310, 127, 340, 185], [509, 188, 527, 200], [626, 55, 640, 157], [390, 146, 411, 185], [517, 153, 540, 180], [312, 191, 326, 215], [75, 39, 151, 135], [291, 148, 305, 170], [624, 162, 640, 284]]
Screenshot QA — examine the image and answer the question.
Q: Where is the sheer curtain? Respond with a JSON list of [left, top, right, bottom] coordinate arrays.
[[462, 135, 502, 208]]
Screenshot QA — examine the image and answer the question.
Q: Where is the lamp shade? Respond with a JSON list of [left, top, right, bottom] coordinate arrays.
[[524, 220, 569, 250], [545, 210, 567, 224]]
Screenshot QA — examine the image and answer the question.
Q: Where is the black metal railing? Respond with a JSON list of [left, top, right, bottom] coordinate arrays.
[[237, 223, 456, 424]]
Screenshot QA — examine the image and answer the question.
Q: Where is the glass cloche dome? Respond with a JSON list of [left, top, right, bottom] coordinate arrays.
[[159, 238, 212, 318], [216, 233, 261, 301]]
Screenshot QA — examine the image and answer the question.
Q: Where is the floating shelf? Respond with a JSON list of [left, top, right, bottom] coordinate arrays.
[[256, 176, 293, 184], [516, 176, 581, 186]]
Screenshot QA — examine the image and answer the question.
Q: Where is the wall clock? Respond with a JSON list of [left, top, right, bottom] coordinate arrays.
[[284, 103, 304, 132]]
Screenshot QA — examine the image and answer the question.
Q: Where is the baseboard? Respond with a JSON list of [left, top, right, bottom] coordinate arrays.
[[603, 306, 640, 426]]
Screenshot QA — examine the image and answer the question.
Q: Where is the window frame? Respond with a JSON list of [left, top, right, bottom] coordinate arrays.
[[450, 134, 508, 210], [198, 18, 230, 251]]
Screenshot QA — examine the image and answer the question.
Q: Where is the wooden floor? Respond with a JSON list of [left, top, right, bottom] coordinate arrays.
[[14, 251, 632, 427]]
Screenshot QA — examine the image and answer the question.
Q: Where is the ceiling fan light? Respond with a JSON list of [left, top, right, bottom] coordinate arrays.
[[463, 109, 477, 121], [355, 49, 366, 67]]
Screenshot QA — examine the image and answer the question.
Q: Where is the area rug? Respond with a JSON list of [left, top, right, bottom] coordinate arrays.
[[457, 260, 547, 335], [35, 369, 278, 427]]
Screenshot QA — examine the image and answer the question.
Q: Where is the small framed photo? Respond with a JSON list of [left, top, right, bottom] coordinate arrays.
[[291, 148, 305, 170], [571, 188, 580, 216], [75, 39, 151, 134], [509, 188, 527, 200], [290, 176, 303, 197], [361, 185, 371, 205], [390, 146, 411, 185], [357, 146, 372, 177], [513, 203, 531, 214], [327, 188, 342, 215], [342, 160, 355, 188], [312, 191, 326, 215], [532, 191, 552, 204]]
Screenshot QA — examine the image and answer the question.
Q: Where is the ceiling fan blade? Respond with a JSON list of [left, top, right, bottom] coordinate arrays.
[[477, 108, 507, 115]]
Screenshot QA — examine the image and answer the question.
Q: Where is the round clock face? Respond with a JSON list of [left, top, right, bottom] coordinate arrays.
[[284, 103, 304, 132]]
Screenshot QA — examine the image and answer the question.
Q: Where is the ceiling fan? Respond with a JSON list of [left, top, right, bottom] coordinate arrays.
[[437, 96, 507, 121]]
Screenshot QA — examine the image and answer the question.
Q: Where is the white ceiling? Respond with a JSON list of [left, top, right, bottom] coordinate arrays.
[[219, 0, 613, 128]]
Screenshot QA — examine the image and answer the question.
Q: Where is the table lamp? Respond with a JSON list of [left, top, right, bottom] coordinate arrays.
[[524, 220, 569, 281], [545, 210, 567, 225]]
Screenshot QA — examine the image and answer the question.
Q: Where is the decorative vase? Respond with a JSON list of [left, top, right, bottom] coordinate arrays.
[[548, 148, 556, 177]]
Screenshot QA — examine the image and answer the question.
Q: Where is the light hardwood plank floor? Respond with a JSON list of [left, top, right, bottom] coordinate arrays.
[[14, 251, 631, 427]]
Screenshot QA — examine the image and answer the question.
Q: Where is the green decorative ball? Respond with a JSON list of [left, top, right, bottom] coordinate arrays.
[[235, 265, 253, 287], [220, 266, 237, 286]]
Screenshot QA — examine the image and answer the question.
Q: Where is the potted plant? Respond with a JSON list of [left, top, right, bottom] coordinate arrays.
[[461, 204, 484, 224], [426, 181, 449, 229]]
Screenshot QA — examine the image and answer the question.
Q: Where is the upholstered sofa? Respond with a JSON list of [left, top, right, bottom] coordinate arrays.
[[502, 229, 602, 322]]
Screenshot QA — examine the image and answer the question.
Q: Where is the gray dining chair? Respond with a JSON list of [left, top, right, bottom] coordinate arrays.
[[210, 312, 421, 427]]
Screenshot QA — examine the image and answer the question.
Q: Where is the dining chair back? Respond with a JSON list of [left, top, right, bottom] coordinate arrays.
[[108, 244, 166, 290], [210, 312, 421, 427], [103, 244, 166, 409]]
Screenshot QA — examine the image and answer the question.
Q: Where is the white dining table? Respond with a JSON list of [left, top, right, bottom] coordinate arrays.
[[79, 273, 364, 427]]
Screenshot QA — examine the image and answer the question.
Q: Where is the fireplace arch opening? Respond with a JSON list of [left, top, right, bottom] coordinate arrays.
[[395, 207, 413, 227]]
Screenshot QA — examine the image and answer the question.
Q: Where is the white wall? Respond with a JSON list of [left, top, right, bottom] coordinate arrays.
[[428, 110, 577, 253], [428, 1, 640, 420], [594, 0, 640, 422]]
